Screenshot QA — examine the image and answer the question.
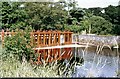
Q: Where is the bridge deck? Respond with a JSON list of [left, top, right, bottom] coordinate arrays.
[[33, 44, 90, 50]]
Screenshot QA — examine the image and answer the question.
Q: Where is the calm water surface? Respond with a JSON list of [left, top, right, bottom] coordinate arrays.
[[71, 46, 120, 77]]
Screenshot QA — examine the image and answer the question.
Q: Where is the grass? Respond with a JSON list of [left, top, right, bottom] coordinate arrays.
[[0, 43, 82, 78], [0, 43, 61, 78], [1, 40, 119, 78], [0, 58, 61, 77]]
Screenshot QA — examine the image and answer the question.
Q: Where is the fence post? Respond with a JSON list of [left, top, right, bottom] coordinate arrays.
[[37, 30, 40, 47], [43, 31, 45, 47], [58, 31, 60, 45], [48, 30, 51, 46], [69, 32, 72, 44]]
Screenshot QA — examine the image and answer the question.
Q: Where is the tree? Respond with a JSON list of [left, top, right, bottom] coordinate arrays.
[[80, 12, 93, 34], [84, 5, 120, 35], [81, 15, 113, 35], [91, 16, 113, 35], [0, 2, 2, 30], [104, 5, 120, 35], [25, 2, 68, 30], [2, 2, 29, 30]]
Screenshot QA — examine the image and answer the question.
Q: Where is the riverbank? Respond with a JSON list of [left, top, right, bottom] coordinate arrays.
[[0, 43, 60, 77]]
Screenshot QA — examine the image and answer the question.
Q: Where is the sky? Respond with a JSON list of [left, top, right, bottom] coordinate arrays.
[[75, 0, 119, 8], [8, 0, 120, 8]]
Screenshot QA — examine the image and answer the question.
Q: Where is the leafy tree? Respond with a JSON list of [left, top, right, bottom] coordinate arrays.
[[68, 8, 85, 24], [2, 2, 29, 30], [81, 15, 113, 35], [80, 12, 93, 34], [84, 5, 120, 35], [104, 5, 120, 35], [64, 18, 84, 33], [25, 2, 68, 30], [90, 16, 113, 35], [0, 2, 2, 30]]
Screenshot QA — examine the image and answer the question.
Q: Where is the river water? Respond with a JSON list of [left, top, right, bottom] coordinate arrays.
[[71, 46, 120, 77]]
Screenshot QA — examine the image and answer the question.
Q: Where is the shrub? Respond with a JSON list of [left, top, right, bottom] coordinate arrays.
[[3, 27, 35, 62], [64, 24, 83, 33]]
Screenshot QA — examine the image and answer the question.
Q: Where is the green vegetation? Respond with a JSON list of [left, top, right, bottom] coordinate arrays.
[[81, 15, 113, 35], [0, 55, 60, 77], [1, 1, 120, 35], [0, 0, 120, 77], [0, 40, 57, 77], [0, 43, 83, 77], [3, 27, 35, 62], [84, 5, 120, 35]]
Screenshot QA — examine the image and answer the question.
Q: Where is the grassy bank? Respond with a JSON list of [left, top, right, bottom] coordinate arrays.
[[0, 58, 60, 77], [0, 43, 61, 78], [0, 43, 78, 78]]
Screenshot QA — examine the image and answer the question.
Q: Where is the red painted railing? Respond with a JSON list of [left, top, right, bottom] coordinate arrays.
[[0, 29, 73, 64]]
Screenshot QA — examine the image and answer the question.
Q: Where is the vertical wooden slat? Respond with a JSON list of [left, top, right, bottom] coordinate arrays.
[[48, 31, 51, 46], [58, 31, 60, 45], [70, 33, 72, 44], [54, 31, 56, 46], [37, 30, 40, 47], [1, 30, 74, 64], [43, 31, 45, 46]]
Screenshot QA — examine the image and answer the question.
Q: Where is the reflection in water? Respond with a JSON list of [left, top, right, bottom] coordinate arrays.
[[72, 46, 119, 77]]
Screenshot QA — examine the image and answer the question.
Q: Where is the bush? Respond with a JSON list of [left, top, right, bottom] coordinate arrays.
[[3, 27, 35, 62], [64, 24, 83, 33]]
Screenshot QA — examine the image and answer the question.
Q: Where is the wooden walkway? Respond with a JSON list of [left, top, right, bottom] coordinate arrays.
[[33, 44, 90, 50]]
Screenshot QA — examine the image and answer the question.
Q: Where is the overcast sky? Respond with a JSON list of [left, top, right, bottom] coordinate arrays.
[[75, 0, 119, 8], [8, 0, 120, 8]]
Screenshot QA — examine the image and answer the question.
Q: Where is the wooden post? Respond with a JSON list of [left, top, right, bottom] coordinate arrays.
[[53, 31, 56, 46], [37, 30, 40, 47], [40, 33, 43, 47], [64, 31, 67, 44], [69, 32, 71, 44], [58, 31, 60, 45], [51, 32, 53, 46], [58, 48, 61, 60], [48, 31, 51, 46], [43, 31, 45, 47]]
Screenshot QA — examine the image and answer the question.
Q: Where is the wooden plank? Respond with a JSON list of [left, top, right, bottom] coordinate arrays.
[[33, 44, 90, 50]]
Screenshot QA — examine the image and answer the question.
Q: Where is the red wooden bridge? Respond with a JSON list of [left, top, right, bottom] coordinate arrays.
[[0, 30, 75, 64]]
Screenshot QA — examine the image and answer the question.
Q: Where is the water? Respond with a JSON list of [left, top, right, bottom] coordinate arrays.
[[71, 47, 119, 77]]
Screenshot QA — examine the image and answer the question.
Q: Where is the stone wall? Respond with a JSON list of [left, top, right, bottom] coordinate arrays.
[[72, 34, 120, 46]]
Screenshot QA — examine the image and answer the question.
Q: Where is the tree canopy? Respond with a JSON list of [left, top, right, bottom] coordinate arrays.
[[1, 1, 120, 35]]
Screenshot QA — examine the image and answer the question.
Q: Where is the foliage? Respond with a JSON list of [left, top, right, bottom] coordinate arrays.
[[69, 8, 85, 24], [81, 15, 113, 35], [84, 5, 120, 35], [1, 2, 120, 35], [2, 2, 29, 30], [64, 24, 84, 33], [0, 57, 60, 77], [25, 2, 68, 30], [3, 27, 35, 62]]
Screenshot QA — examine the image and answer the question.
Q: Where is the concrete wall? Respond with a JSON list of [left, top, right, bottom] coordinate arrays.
[[72, 34, 120, 46]]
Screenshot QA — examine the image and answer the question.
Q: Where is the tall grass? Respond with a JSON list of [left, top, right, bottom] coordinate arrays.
[[1, 35, 119, 77], [0, 42, 83, 78], [0, 43, 60, 78]]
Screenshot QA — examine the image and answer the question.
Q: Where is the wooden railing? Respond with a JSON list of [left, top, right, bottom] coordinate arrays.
[[0, 30, 73, 64], [0, 30, 73, 47]]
